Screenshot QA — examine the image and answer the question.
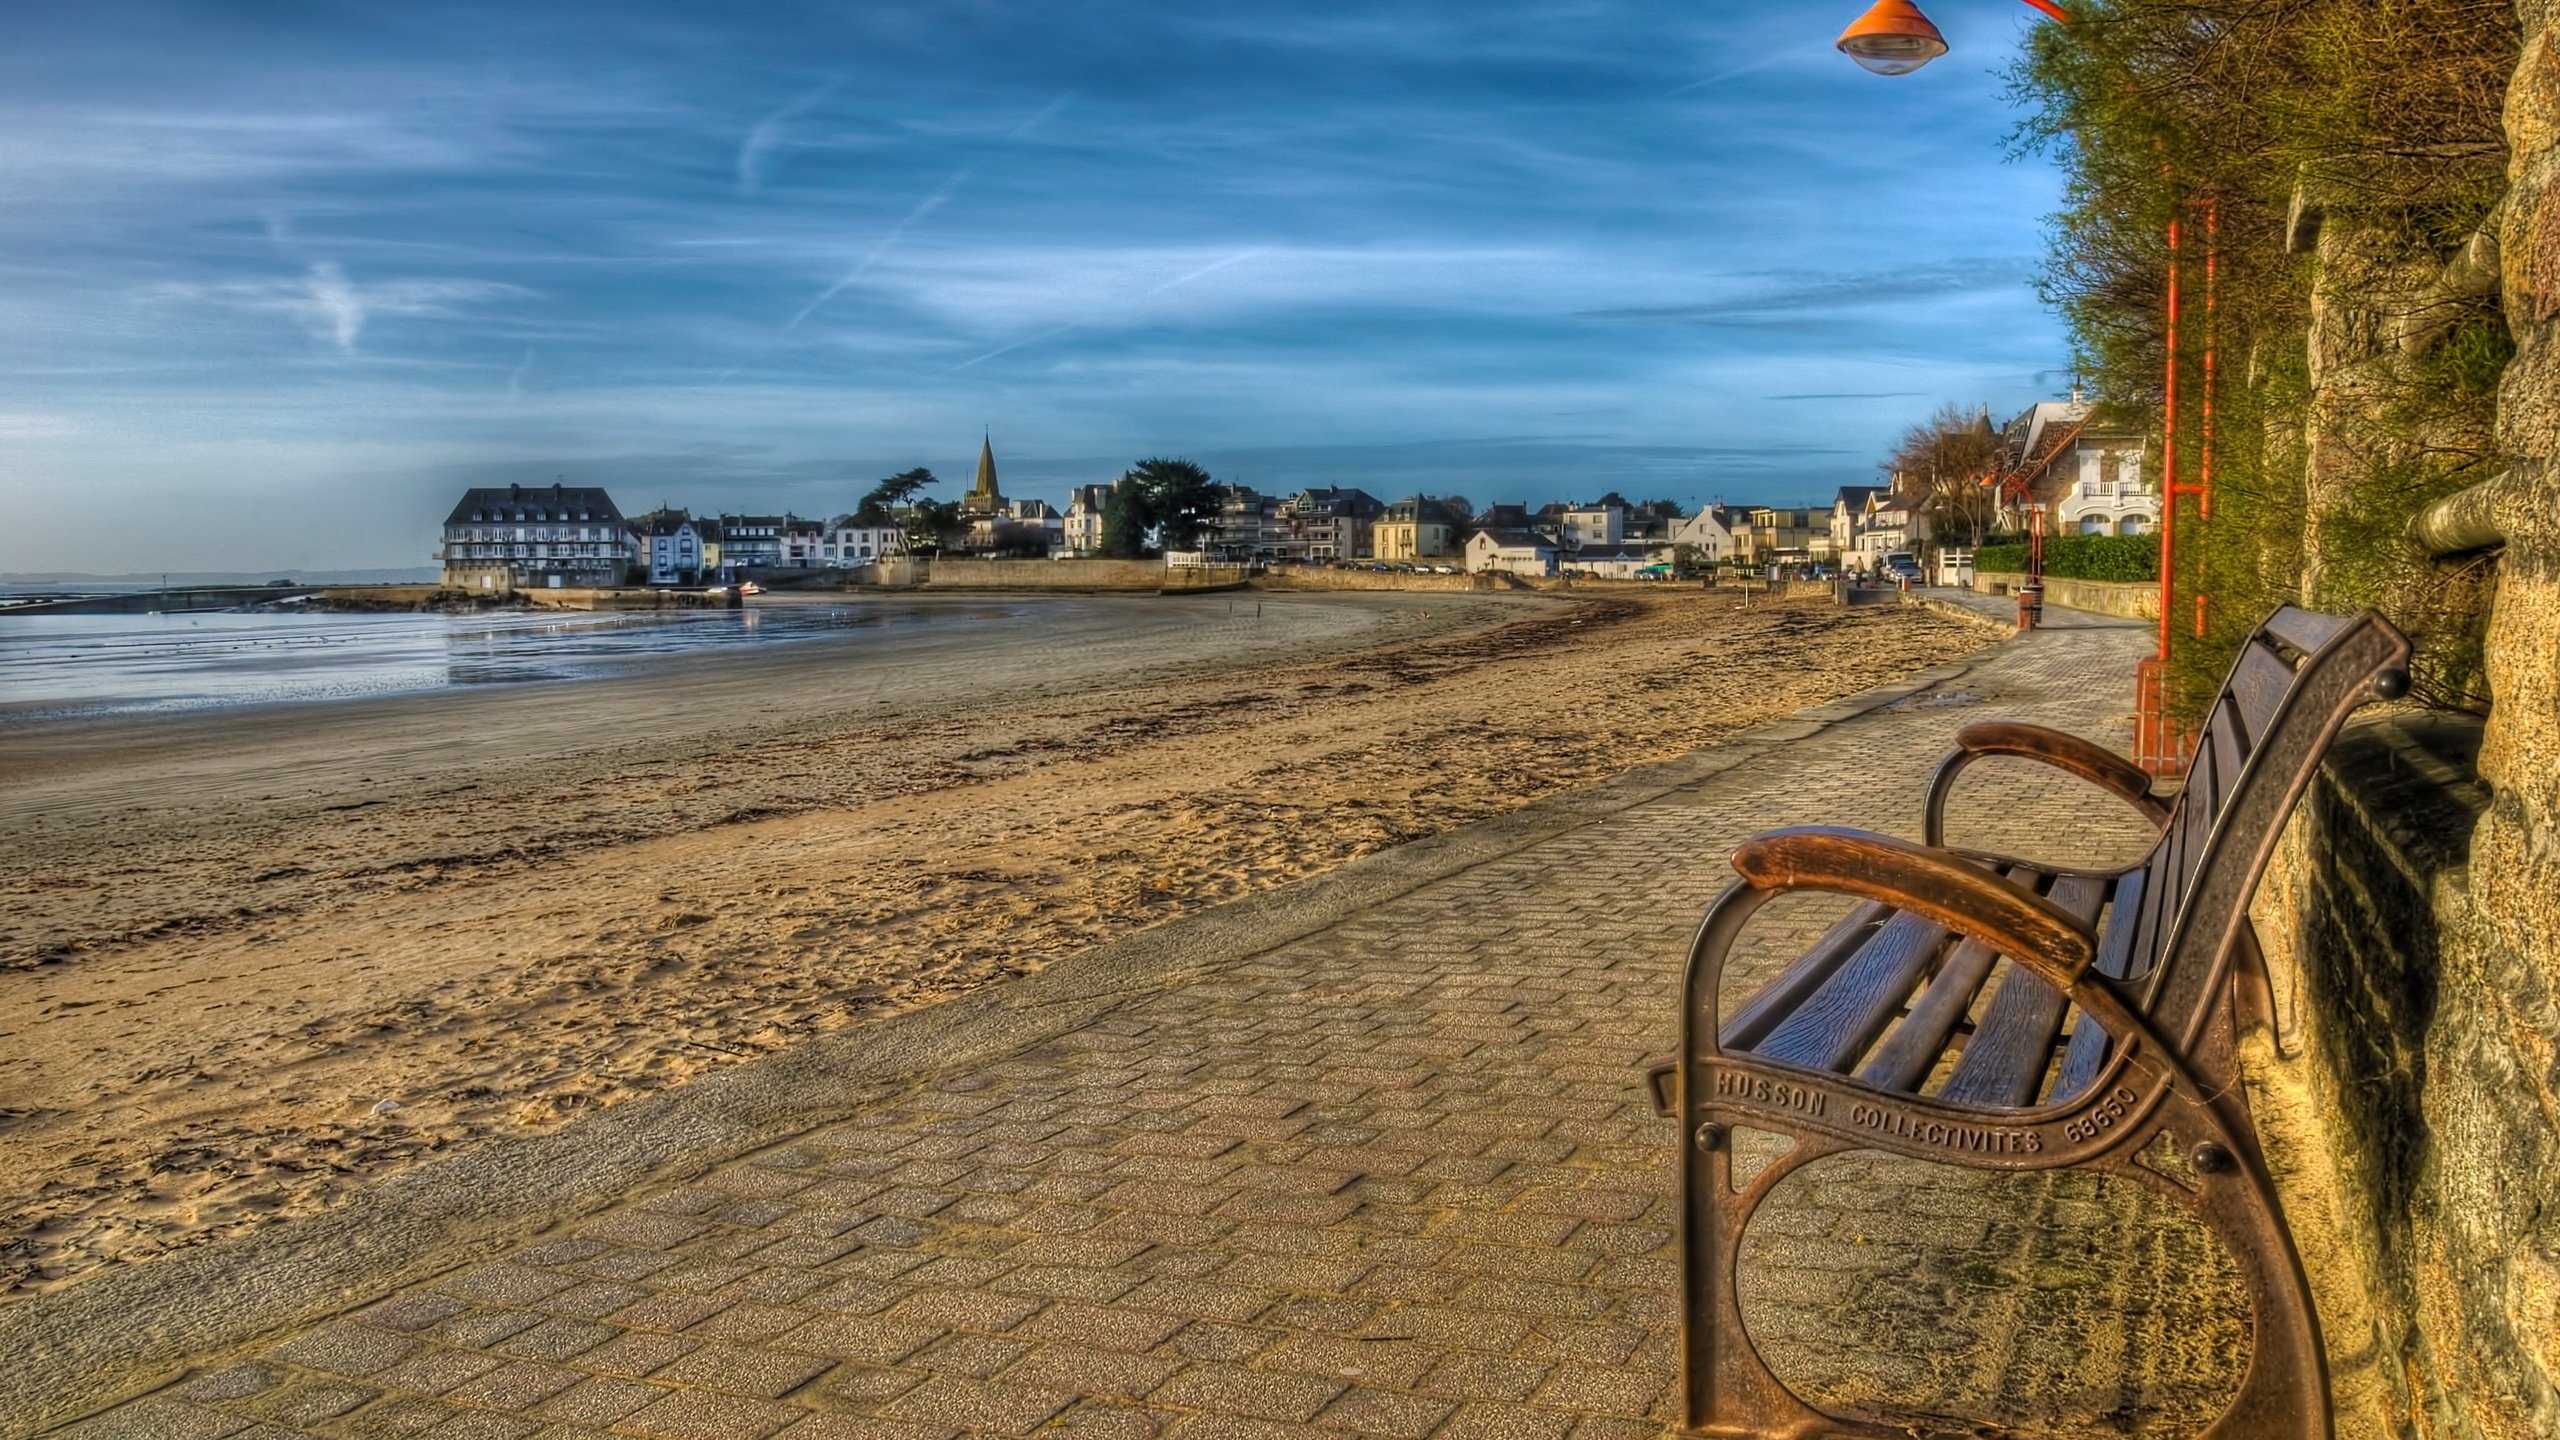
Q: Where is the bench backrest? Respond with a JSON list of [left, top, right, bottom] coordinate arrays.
[[2052, 607, 2410, 1097]]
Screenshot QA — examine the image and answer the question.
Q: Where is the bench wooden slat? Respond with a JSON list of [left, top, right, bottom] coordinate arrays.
[[1851, 862, 2045, 1093], [2230, 641, 2295, 745], [1935, 875, 2109, 1107], [2209, 698, 2248, 819], [1749, 911, 1953, 1073], [2172, 717, 2222, 880], [1719, 901, 1889, 1051], [2049, 869, 2147, 1101], [2264, 606, 2351, 656], [1854, 938, 1998, 1092]]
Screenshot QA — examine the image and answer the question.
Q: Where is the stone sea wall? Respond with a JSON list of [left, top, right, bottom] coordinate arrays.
[[920, 559, 1246, 592], [2249, 12, 2560, 1433]]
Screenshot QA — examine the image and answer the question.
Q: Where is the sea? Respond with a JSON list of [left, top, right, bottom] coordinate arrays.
[[0, 601, 1042, 722]]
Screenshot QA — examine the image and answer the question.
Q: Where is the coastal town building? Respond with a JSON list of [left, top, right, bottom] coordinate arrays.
[[633, 508, 710, 586], [1666, 504, 1735, 565], [1465, 527, 1560, 578], [819, 518, 905, 567], [1560, 496, 1628, 551], [1060, 484, 1112, 555], [962, 435, 1005, 517], [1624, 499, 1684, 545], [1273, 486, 1383, 563], [437, 483, 636, 591], [777, 516, 829, 568], [715, 515, 792, 575], [962, 498, 1060, 555], [1730, 506, 1826, 569], [1202, 486, 1279, 563], [1846, 489, 1917, 571], [2000, 395, 2153, 536], [1829, 485, 1891, 563], [1560, 546, 1653, 580], [1372, 495, 1467, 562]]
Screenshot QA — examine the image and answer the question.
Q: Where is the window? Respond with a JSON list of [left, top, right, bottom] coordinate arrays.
[[2118, 515, 2152, 536]]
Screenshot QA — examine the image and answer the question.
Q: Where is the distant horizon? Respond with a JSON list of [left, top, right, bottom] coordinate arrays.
[[4, 1, 2071, 573]]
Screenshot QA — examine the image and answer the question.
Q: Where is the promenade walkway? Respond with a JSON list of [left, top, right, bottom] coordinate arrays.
[[43, 599, 2249, 1440]]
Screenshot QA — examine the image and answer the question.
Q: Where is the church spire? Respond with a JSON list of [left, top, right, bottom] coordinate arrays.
[[967, 431, 1003, 514]]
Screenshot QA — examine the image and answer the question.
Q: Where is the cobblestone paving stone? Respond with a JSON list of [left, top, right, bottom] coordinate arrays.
[[65, 604, 2248, 1440]]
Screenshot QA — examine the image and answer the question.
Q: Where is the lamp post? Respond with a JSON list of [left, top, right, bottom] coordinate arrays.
[[1835, 0, 2067, 75]]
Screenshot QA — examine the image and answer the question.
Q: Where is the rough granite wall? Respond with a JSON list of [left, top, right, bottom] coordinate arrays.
[[2426, 5, 2560, 1430], [2257, 10, 2560, 1435]]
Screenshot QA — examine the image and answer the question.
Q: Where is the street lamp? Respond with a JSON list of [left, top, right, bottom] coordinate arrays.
[[1836, 0, 1948, 75], [1836, 0, 2068, 75]]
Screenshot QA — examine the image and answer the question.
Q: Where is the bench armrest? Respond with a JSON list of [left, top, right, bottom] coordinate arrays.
[[1730, 826, 2097, 991], [1923, 721, 2169, 847]]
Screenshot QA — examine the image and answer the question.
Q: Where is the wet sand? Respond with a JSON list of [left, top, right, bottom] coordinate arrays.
[[0, 587, 1987, 1299]]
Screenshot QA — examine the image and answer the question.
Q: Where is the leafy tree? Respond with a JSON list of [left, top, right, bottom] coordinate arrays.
[[1099, 482, 1149, 558], [1883, 404, 2005, 549], [902, 498, 960, 555], [854, 468, 936, 524], [1100, 458, 1221, 556]]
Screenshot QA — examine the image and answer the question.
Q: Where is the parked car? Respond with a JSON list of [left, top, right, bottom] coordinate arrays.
[[1882, 552, 1924, 584]]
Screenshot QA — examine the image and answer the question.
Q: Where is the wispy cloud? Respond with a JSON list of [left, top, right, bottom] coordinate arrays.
[[786, 165, 976, 330], [1580, 259, 2039, 326], [736, 78, 840, 193], [1007, 93, 1074, 139], [142, 268, 534, 355], [305, 262, 364, 351], [947, 250, 1266, 373]]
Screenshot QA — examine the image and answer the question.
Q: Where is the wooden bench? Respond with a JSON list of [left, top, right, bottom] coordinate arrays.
[[1652, 605, 2410, 1440]]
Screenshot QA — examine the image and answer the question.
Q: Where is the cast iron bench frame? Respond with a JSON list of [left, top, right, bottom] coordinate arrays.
[[1652, 605, 2410, 1440]]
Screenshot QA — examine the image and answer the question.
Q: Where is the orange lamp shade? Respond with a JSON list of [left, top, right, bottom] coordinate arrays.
[[1837, 0, 1949, 75]]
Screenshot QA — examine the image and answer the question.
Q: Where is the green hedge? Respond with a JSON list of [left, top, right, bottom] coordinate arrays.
[[1973, 533, 2158, 583]]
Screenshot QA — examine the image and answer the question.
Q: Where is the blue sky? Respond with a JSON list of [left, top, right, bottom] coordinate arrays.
[[0, 0, 2072, 572]]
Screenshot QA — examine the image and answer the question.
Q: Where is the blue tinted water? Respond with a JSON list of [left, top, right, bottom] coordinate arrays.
[[0, 602, 1030, 721]]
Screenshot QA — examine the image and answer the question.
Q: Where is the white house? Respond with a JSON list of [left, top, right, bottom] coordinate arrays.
[[1060, 484, 1112, 555], [1850, 490, 1917, 570], [1665, 505, 1735, 565], [819, 518, 906, 567], [1561, 547, 1652, 580], [1560, 496, 1627, 550], [1466, 528, 1560, 578], [1828, 485, 1890, 563], [2004, 395, 2154, 537]]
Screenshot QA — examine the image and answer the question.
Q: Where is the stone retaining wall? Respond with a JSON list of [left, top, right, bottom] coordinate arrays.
[[1972, 571, 2158, 621], [920, 559, 1246, 592], [1253, 568, 1492, 593]]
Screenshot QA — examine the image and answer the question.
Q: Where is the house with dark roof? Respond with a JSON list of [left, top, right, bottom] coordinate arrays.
[[1273, 486, 1384, 562], [1373, 495, 1469, 562], [1464, 527, 1560, 578], [438, 483, 636, 592], [632, 507, 709, 585]]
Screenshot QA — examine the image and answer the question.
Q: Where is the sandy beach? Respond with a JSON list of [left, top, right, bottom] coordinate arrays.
[[0, 587, 1987, 1300]]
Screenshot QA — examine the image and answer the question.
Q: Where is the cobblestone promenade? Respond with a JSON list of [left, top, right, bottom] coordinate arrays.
[[58, 602, 2250, 1440]]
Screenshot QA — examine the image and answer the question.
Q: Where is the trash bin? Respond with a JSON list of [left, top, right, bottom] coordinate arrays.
[[2017, 582, 2044, 631]]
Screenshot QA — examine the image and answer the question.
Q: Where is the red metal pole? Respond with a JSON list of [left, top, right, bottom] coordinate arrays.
[[2159, 205, 2180, 664]]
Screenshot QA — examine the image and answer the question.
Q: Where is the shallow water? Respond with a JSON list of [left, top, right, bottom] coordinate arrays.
[[0, 601, 1042, 721]]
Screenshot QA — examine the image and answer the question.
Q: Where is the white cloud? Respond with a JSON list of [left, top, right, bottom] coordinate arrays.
[[141, 267, 536, 355]]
